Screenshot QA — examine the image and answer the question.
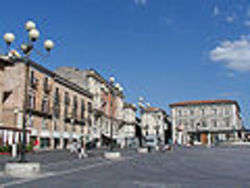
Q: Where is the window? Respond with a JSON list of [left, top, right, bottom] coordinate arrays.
[[53, 88, 60, 118], [64, 92, 70, 118], [213, 120, 217, 128], [213, 109, 217, 115], [225, 109, 230, 116], [73, 96, 78, 118], [42, 119, 46, 129], [178, 120, 182, 126], [178, 110, 182, 116], [201, 109, 205, 115], [43, 77, 50, 93], [190, 109, 194, 115], [30, 71, 34, 85], [190, 119, 195, 128], [202, 120, 207, 127], [88, 102, 92, 113], [81, 99, 85, 120], [41, 98, 49, 113], [225, 118, 230, 127], [28, 94, 36, 109]]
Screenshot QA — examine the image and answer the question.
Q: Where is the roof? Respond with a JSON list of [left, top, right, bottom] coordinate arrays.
[[169, 99, 240, 111], [1, 57, 93, 99], [123, 103, 137, 111], [145, 107, 167, 114]]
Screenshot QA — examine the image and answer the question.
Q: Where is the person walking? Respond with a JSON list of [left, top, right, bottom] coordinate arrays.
[[78, 140, 88, 159]]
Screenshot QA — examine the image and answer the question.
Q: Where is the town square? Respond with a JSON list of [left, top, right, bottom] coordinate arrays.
[[0, 0, 250, 187]]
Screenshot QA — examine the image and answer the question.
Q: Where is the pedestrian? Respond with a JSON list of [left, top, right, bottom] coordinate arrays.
[[78, 140, 88, 159]]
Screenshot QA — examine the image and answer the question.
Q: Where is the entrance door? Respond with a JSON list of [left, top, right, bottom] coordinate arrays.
[[201, 133, 208, 145]]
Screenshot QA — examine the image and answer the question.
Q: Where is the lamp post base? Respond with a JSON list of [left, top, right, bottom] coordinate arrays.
[[104, 151, 121, 160], [4, 162, 40, 178], [137, 147, 148, 154]]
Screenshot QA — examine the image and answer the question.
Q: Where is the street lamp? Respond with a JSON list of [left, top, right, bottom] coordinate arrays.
[[3, 33, 15, 46], [3, 20, 55, 163], [137, 97, 151, 147], [108, 76, 117, 151]]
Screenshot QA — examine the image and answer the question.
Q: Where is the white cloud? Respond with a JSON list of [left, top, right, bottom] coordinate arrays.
[[214, 5, 219, 16], [226, 16, 234, 23], [134, 0, 147, 5], [244, 20, 250, 27], [210, 37, 250, 71]]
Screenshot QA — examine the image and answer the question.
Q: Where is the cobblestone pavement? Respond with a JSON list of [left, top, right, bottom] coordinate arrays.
[[1, 146, 250, 187]]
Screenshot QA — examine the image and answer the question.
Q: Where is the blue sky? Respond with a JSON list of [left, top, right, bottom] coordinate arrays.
[[0, 0, 250, 126]]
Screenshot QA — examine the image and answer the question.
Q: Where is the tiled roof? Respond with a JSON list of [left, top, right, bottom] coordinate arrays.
[[145, 107, 166, 114], [169, 99, 240, 111]]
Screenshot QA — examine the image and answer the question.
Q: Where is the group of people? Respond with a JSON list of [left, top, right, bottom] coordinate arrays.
[[69, 139, 88, 159]]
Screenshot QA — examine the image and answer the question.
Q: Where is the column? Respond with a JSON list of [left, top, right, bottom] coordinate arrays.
[[207, 132, 211, 146], [50, 138, 55, 150], [8, 131, 13, 145], [3, 130, 7, 146]]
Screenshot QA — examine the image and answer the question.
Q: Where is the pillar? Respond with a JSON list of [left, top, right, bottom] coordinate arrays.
[[50, 137, 55, 150], [208, 132, 211, 146]]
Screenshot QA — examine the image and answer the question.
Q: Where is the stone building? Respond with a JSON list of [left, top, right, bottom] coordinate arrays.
[[118, 103, 137, 148], [140, 107, 168, 144], [169, 100, 243, 145], [0, 56, 93, 149], [55, 67, 135, 146]]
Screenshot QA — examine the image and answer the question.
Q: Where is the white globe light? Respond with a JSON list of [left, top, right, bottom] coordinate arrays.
[[29, 29, 40, 41], [44, 40, 54, 51], [139, 97, 144, 102], [138, 102, 143, 108], [109, 76, 115, 83], [3, 33, 15, 44], [25, 21, 36, 31], [119, 87, 124, 92], [115, 83, 120, 89]]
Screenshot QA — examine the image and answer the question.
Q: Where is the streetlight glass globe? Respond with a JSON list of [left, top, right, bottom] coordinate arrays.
[[115, 83, 120, 89], [138, 102, 143, 107], [3, 33, 15, 44], [29, 29, 40, 41], [139, 97, 144, 102], [119, 87, 124, 92], [44, 40, 54, 51], [109, 76, 115, 83], [25, 21, 36, 31]]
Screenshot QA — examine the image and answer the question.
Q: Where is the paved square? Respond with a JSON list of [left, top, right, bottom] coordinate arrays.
[[1, 147, 250, 187]]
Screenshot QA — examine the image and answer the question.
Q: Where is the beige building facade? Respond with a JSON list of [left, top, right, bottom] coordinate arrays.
[[170, 100, 243, 145]]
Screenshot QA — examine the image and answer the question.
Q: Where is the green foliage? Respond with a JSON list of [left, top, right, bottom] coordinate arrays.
[[26, 143, 33, 152], [0, 145, 11, 153]]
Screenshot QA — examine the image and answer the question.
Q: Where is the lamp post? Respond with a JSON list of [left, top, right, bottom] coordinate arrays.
[[137, 97, 151, 147], [104, 78, 123, 159], [3, 20, 54, 163]]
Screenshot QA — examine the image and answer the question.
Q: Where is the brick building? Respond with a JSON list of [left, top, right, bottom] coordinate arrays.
[[0, 56, 93, 149]]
